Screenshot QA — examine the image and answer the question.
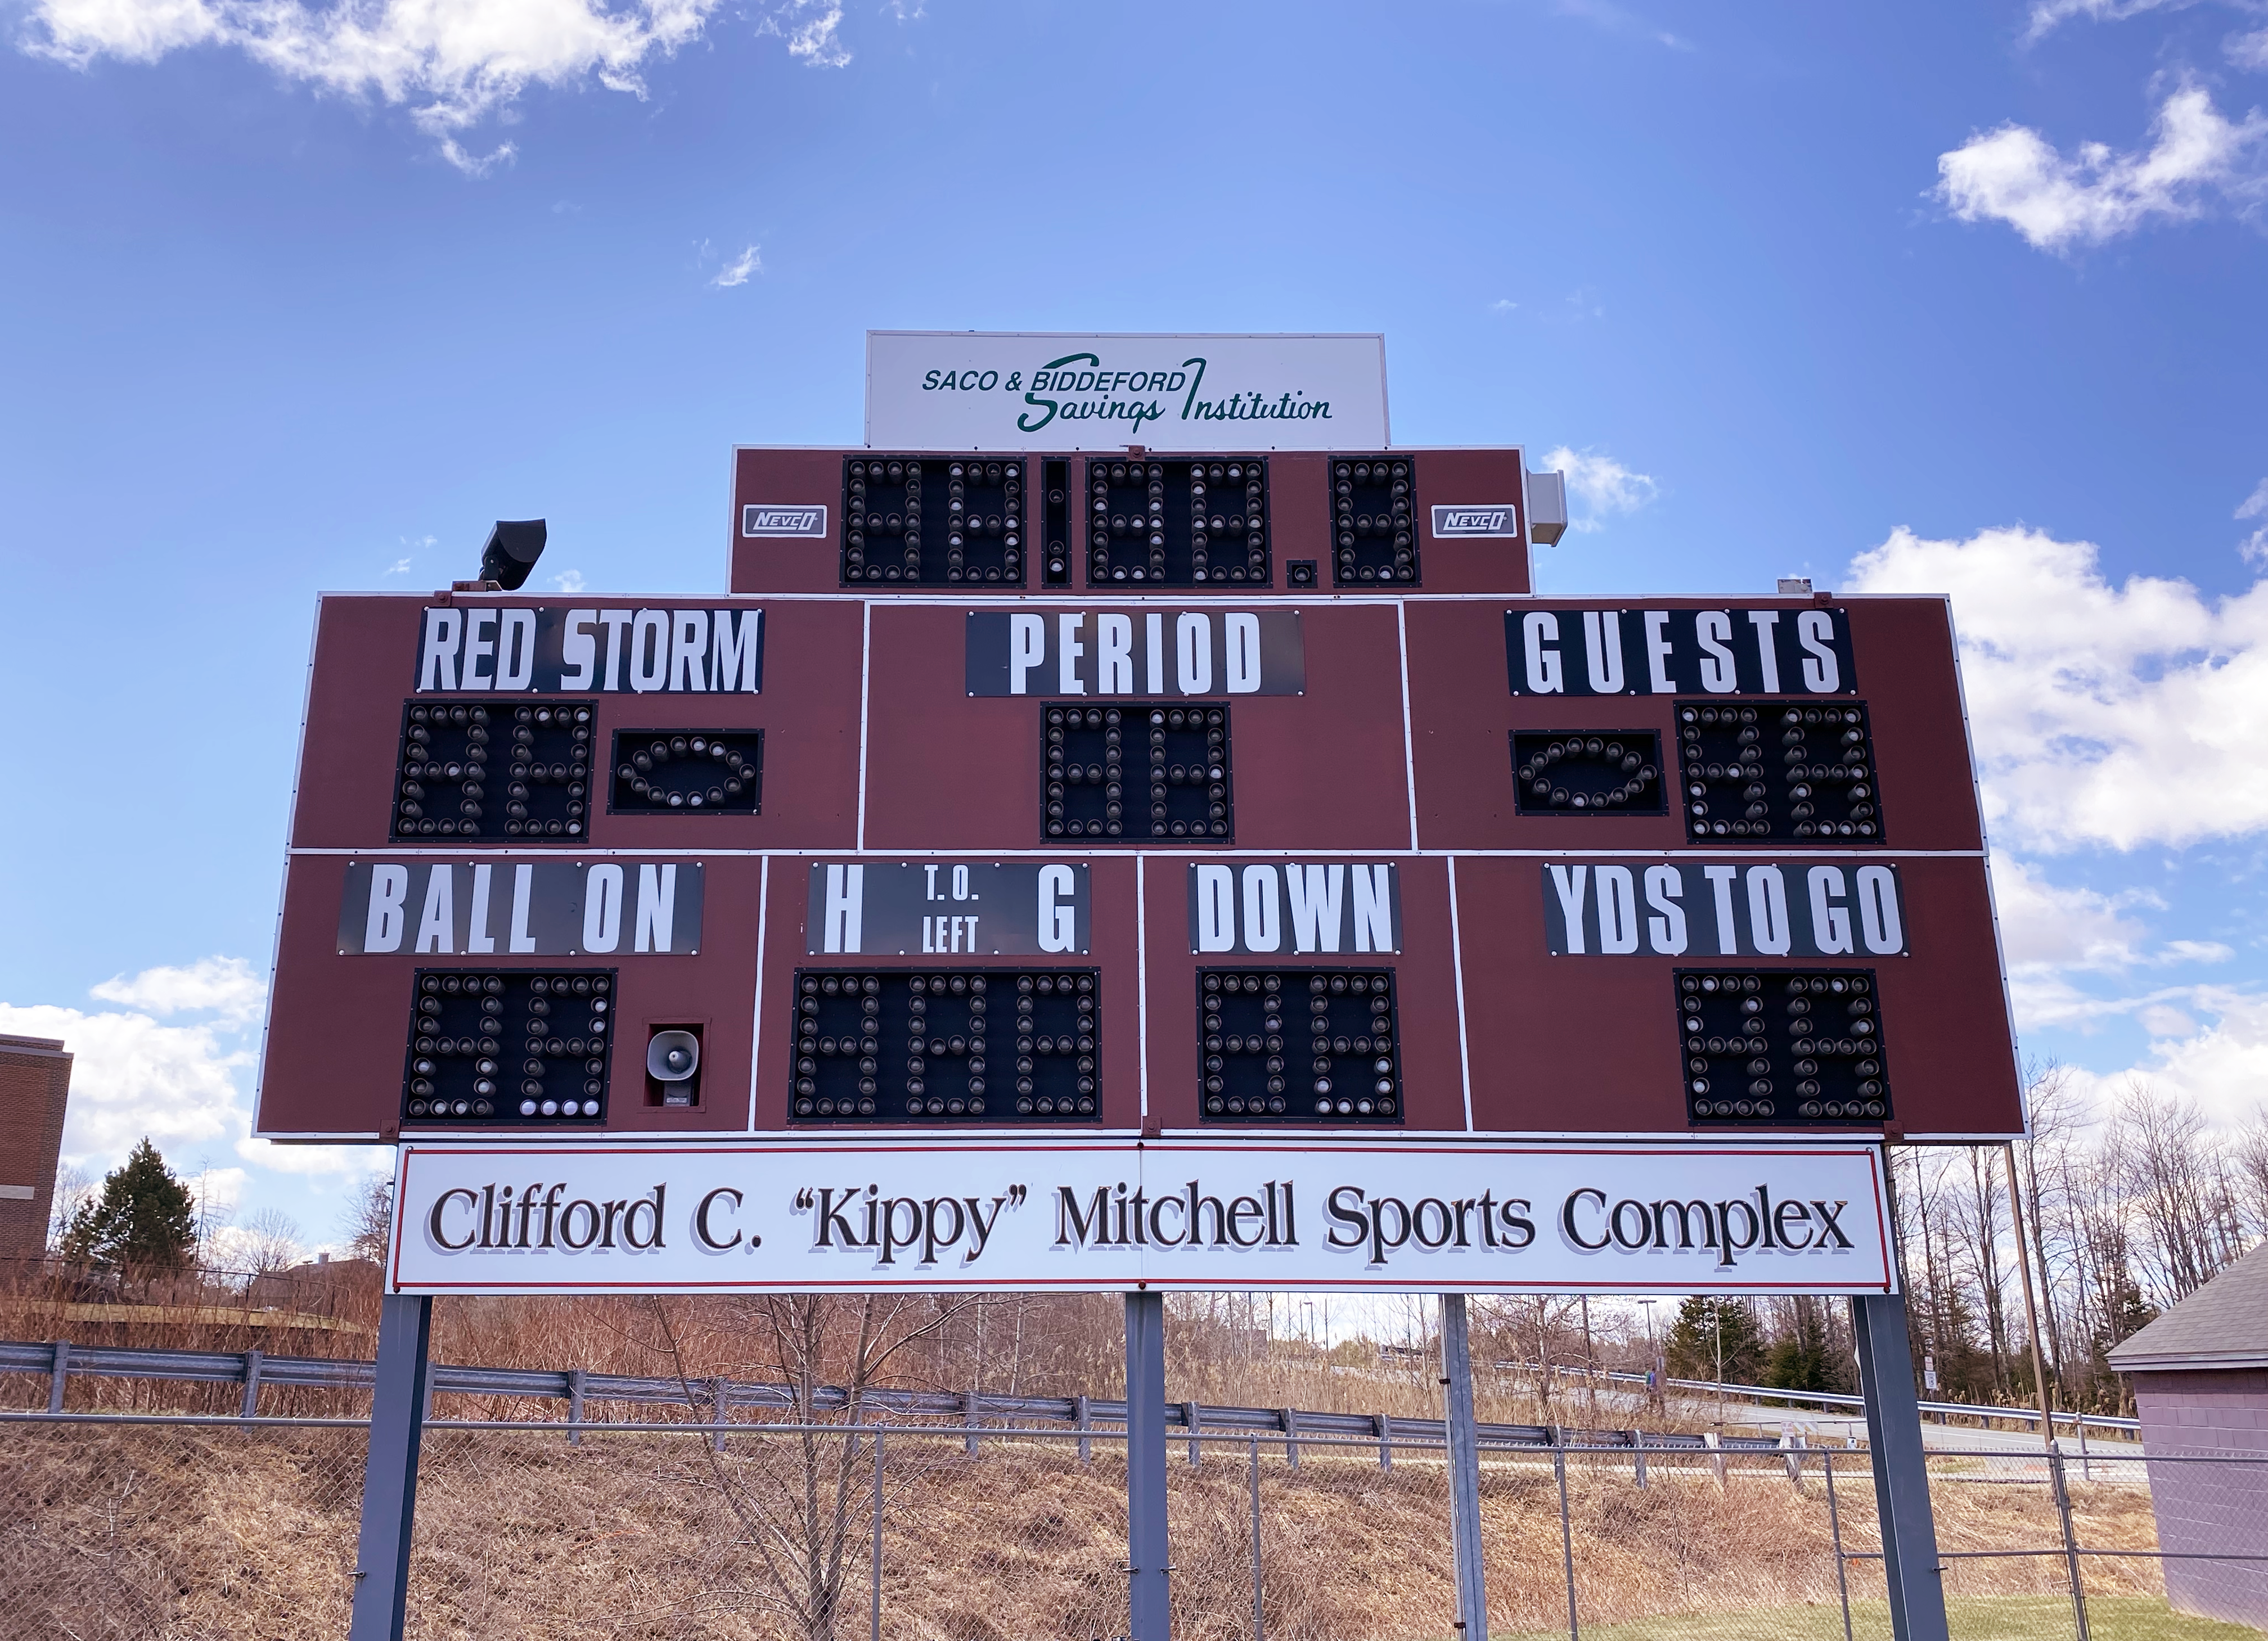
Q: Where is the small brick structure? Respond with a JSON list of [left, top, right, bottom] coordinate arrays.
[[2108, 1242, 2268, 1628], [0, 1035, 73, 1263]]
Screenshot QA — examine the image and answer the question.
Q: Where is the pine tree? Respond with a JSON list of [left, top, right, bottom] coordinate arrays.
[[1762, 1296, 1849, 1392], [61, 1139, 197, 1273], [1664, 1296, 1765, 1384]]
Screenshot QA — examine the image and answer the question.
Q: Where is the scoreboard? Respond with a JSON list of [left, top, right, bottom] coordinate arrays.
[[257, 435, 2022, 1155]]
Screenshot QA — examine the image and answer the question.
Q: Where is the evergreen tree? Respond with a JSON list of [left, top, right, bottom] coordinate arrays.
[[1762, 1297, 1849, 1392], [1663, 1296, 1765, 1384], [61, 1139, 197, 1272]]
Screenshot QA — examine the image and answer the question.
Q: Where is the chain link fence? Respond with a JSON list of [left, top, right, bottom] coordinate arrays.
[[2, 1410, 2261, 1640]]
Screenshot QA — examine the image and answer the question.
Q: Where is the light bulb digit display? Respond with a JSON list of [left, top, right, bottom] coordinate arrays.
[[1198, 968, 1401, 1125], [402, 969, 615, 1125], [1677, 700, 1885, 844], [790, 968, 1100, 1124], [1085, 457, 1269, 587], [841, 456, 1025, 587], [1043, 701, 1232, 844], [394, 699, 595, 841], [1330, 457, 1418, 585], [1675, 969, 1892, 1127], [608, 729, 763, 815], [1511, 731, 1666, 815], [1042, 458, 1071, 585]]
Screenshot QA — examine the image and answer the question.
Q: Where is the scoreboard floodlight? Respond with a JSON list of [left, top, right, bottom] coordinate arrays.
[[258, 335, 2022, 1180]]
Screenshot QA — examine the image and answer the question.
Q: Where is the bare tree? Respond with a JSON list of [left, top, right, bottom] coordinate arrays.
[[341, 1174, 394, 1265], [44, 1164, 94, 1255], [650, 1293, 973, 1640], [238, 1208, 304, 1278]]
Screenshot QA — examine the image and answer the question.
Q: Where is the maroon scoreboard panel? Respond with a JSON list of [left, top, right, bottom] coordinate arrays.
[[255, 445, 2022, 1146]]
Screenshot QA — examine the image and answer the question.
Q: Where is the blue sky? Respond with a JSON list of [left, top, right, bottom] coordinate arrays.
[[2, 0, 2265, 1256]]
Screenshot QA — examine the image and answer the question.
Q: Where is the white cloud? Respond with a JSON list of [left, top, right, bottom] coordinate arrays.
[[1489, 299, 1518, 313], [1848, 525, 2268, 851], [2060, 986, 2268, 1127], [1, 958, 382, 1189], [2232, 28, 2268, 70], [382, 556, 412, 576], [760, 0, 845, 65], [1542, 444, 1659, 533], [1936, 84, 2268, 251], [0, 1001, 251, 1174], [1990, 855, 2154, 972], [2238, 477, 2268, 565], [90, 954, 267, 1026], [21, 0, 848, 164], [2023, 0, 2185, 42], [711, 244, 762, 287], [548, 568, 586, 592]]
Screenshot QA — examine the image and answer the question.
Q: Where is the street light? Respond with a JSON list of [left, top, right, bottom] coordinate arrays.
[[1637, 1299, 1660, 1412]]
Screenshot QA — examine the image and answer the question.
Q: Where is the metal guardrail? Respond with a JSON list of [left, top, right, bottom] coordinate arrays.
[[0, 1338, 1802, 1453], [1417, 1351, 2141, 1438]]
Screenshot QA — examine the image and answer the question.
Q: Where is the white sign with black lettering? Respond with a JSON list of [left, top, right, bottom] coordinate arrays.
[[339, 860, 704, 955], [388, 1138, 1893, 1295], [806, 862, 1090, 955], [1187, 863, 1401, 954], [1508, 607, 1854, 696], [413, 606, 763, 695], [965, 610, 1303, 697], [1541, 862, 1906, 958]]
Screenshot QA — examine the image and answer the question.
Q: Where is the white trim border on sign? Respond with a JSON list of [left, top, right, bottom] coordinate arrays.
[[387, 1137, 1892, 1297]]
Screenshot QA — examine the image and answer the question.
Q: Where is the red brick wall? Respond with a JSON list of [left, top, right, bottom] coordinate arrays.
[[2131, 1368, 2268, 1628], [0, 1036, 73, 1263]]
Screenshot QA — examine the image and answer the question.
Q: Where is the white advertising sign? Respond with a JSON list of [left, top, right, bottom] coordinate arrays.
[[388, 1139, 1892, 1296], [865, 332, 1390, 452]]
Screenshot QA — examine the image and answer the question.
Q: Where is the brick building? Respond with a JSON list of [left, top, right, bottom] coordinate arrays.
[[2107, 1241, 2268, 1629], [0, 1034, 74, 1262]]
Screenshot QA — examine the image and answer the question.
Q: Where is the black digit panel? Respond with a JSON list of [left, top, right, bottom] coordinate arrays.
[[1198, 968, 1402, 1125], [609, 729, 762, 814], [1328, 456, 1418, 585], [1676, 700, 1885, 843], [1044, 702, 1232, 843], [842, 456, 1026, 586], [790, 969, 1100, 1124], [1087, 457, 1270, 586], [1511, 731, 1667, 815], [403, 970, 615, 1126], [393, 699, 596, 841], [1042, 458, 1072, 585], [1675, 970, 1892, 1128]]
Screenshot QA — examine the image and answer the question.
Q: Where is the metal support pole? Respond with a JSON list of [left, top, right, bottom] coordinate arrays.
[[1185, 1400, 1202, 1467], [871, 1429, 884, 1641], [2049, 1448, 2094, 1641], [711, 1376, 729, 1453], [1076, 1392, 1093, 1464], [1248, 1433, 1264, 1641], [47, 1340, 68, 1413], [2004, 1143, 2061, 1463], [1441, 1293, 1490, 1640], [1280, 1406, 1299, 1469], [964, 1389, 980, 1457], [1633, 1430, 1647, 1489], [240, 1350, 263, 1419], [1375, 1412, 1392, 1472], [349, 1292, 434, 1641], [567, 1368, 586, 1446], [1851, 1292, 1950, 1641], [1126, 1290, 1171, 1641], [1554, 1442, 1580, 1641], [1824, 1450, 1856, 1641]]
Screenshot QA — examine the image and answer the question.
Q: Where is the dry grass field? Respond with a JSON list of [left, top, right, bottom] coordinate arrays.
[[0, 1414, 2198, 1641]]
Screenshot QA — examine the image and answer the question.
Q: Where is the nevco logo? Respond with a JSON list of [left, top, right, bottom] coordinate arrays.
[[741, 505, 827, 538], [1432, 504, 1520, 538]]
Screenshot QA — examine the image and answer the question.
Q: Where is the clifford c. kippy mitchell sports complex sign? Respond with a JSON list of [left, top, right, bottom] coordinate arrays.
[[863, 331, 1392, 450]]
